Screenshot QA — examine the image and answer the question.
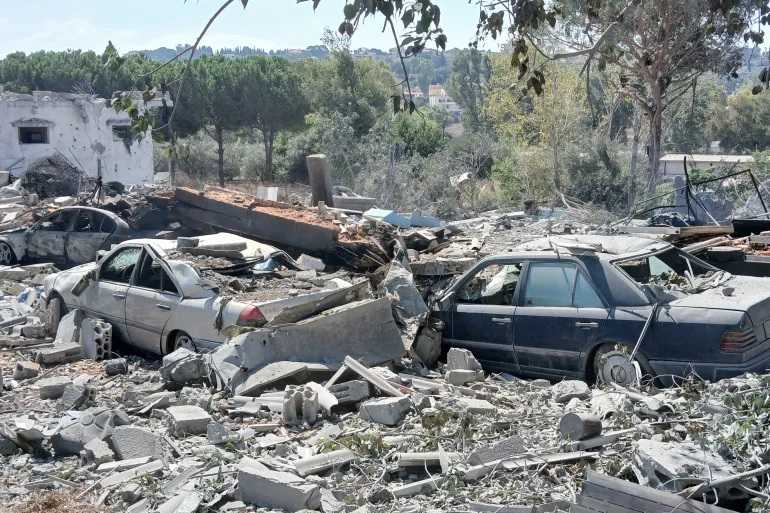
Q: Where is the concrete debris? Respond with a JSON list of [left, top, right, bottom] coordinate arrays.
[[359, 396, 411, 426], [161, 347, 208, 385], [13, 360, 39, 380], [166, 405, 212, 437], [80, 317, 112, 361], [238, 457, 321, 512], [551, 379, 591, 403], [328, 380, 370, 405], [108, 426, 163, 460], [37, 375, 71, 399], [104, 357, 128, 375], [446, 347, 483, 372]]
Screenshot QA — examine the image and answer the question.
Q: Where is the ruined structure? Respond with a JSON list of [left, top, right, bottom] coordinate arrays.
[[0, 91, 155, 185]]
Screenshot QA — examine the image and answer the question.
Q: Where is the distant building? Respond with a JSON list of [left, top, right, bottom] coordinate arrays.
[[428, 84, 463, 121], [0, 91, 159, 185], [660, 153, 755, 178]]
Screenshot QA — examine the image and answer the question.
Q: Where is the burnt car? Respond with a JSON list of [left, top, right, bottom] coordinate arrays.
[[0, 206, 131, 267], [433, 235, 770, 384]]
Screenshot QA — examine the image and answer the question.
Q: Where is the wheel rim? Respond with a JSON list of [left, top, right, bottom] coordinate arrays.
[[0, 243, 14, 265], [175, 333, 194, 351], [596, 350, 639, 386]]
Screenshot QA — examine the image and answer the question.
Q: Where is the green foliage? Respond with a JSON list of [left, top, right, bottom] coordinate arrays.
[[710, 87, 770, 152], [665, 77, 726, 153], [447, 49, 491, 131], [391, 109, 446, 157]]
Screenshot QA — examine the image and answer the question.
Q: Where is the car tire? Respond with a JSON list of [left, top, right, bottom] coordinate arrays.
[[171, 331, 196, 353], [46, 295, 66, 338], [0, 242, 17, 266], [592, 344, 654, 386]]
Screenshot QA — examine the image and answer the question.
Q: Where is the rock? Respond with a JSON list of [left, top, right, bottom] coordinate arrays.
[[108, 426, 163, 460], [81, 438, 114, 465], [297, 254, 325, 271], [445, 369, 484, 386], [552, 380, 590, 403], [166, 405, 212, 437], [104, 358, 128, 376], [328, 380, 370, 405], [13, 361, 40, 380], [447, 348, 483, 372], [160, 348, 207, 385], [59, 383, 93, 410], [238, 457, 321, 512], [359, 396, 411, 426], [38, 376, 71, 399]]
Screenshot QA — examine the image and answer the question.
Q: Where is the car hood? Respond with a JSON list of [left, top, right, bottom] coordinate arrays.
[[668, 275, 770, 321]]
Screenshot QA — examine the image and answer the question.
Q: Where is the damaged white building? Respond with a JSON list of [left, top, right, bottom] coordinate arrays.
[[0, 91, 156, 185]]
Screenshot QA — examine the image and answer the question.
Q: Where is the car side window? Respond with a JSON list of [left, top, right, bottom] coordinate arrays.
[[457, 263, 522, 305], [38, 210, 74, 232], [523, 262, 577, 307], [73, 210, 95, 232], [99, 247, 141, 284], [135, 252, 178, 295], [99, 215, 116, 233], [573, 272, 604, 308]]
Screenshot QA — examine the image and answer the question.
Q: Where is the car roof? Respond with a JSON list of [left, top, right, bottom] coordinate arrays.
[[509, 235, 672, 260], [53, 206, 128, 225]]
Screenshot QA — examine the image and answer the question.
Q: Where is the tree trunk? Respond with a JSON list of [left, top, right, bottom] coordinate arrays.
[[216, 126, 225, 187], [628, 109, 643, 214], [646, 84, 665, 195], [263, 130, 274, 183]]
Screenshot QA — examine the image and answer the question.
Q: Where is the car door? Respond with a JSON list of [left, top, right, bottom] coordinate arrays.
[[125, 250, 181, 353], [77, 245, 142, 342], [26, 209, 74, 265], [445, 261, 522, 373], [66, 210, 114, 265], [513, 260, 586, 377]]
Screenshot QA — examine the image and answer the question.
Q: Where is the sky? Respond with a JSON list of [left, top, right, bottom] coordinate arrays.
[[0, 0, 488, 57]]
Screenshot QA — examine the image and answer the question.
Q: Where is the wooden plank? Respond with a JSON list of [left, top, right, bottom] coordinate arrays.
[[583, 472, 737, 513]]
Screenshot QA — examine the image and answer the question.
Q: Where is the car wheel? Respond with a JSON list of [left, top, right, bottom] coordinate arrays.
[[592, 344, 652, 386], [46, 295, 66, 337], [172, 331, 196, 353], [0, 242, 17, 266]]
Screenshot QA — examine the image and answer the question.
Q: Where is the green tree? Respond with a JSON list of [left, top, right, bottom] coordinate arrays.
[[175, 57, 245, 186], [392, 109, 446, 157], [666, 77, 726, 153], [447, 49, 491, 131], [710, 87, 770, 152], [239, 57, 309, 182]]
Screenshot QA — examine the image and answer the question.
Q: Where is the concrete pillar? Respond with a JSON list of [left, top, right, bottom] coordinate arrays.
[[306, 154, 335, 208]]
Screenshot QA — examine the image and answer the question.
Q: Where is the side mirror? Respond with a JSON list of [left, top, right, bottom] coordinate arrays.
[[71, 269, 96, 297]]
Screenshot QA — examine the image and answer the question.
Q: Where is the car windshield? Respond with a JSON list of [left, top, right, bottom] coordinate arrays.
[[615, 248, 731, 295]]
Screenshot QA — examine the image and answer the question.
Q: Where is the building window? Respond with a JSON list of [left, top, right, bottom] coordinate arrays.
[[18, 127, 49, 144], [112, 125, 132, 142]]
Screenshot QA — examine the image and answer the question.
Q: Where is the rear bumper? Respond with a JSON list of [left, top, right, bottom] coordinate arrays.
[[650, 352, 770, 382]]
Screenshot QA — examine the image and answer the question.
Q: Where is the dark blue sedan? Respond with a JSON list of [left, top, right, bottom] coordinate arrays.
[[434, 235, 770, 384]]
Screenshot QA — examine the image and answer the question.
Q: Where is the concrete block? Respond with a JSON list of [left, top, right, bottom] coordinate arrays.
[[166, 405, 212, 437], [80, 317, 112, 361], [445, 369, 484, 386], [552, 380, 590, 404], [108, 426, 163, 460], [359, 396, 411, 426], [104, 358, 128, 376], [82, 438, 114, 465], [295, 448, 356, 476], [21, 320, 47, 339], [238, 457, 321, 511], [161, 348, 207, 384], [96, 456, 153, 473], [157, 491, 202, 513], [38, 376, 71, 399], [328, 380, 370, 405], [456, 397, 497, 415], [447, 348, 482, 372], [13, 360, 40, 380], [297, 254, 325, 271], [35, 341, 83, 364], [295, 270, 318, 281]]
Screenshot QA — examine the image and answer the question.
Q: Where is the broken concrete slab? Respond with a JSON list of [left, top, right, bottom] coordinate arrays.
[[468, 435, 526, 466], [166, 405, 212, 437], [59, 382, 93, 410], [38, 376, 71, 399], [297, 254, 325, 271], [96, 456, 154, 473], [82, 437, 114, 465], [447, 348, 483, 372], [359, 396, 411, 426], [161, 347, 208, 385], [328, 380, 370, 405], [98, 459, 164, 488], [552, 380, 590, 403], [381, 260, 428, 321], [238, 457, 321, 512], [295, 449, 357, 477], [35, 341, 83, 364], [454, 397, 497, 415], [13, 360, 40, 380], [55, 309, 85, 344], [445, 369, 484, 386], [108, 426, 163, 460]]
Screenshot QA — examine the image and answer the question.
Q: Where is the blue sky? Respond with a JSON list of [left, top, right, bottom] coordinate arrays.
[[0, 1, 488, 57]]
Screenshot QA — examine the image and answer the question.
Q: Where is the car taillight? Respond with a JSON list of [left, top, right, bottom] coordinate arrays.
[[720, 328, 757, 353], [238, 305, 265, 327]]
